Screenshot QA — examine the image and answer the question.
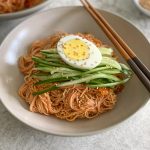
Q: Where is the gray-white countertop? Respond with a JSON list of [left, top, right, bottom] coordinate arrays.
[[0, 0, 150, 150]]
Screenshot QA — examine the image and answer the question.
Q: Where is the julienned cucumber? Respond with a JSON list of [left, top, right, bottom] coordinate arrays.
[[89, 78, 130, 88], [41, 49, 57, 53], [31, 47, 132, 95], [57, 73, 120, 87], [99, 47, 113, 56], [100, 57, 122, 70]]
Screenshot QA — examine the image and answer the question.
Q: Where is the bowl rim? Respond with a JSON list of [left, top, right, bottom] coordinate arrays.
[[0, 0, 51, 18], [0, 6, 150, 137]]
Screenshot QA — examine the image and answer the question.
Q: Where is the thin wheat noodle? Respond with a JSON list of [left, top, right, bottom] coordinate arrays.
[[18, 32, 118, 121]]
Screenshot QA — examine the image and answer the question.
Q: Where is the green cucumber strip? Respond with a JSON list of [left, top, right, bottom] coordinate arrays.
[[99, 47, 113, 56], [41, 53, 60, 59], [100, 69, 121, 74], [100, 57, 122, 70], [88, 78, 108, 84], [57, 73, 120, 87], [89, 78, 130, 88], [35, 66, 80, 74], [45, 58, 61, 63], [82, 66, 111, 75], [34, 77, 72, 85], [32, 56, 70, 67], [32, 74, 59, 80], [41, 49, 57, 53], [120, 63, 130, 70]]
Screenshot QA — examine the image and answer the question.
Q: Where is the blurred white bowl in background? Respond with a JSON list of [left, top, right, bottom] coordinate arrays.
[[133, 0, 150, 16], [0, 0, 52, 21]]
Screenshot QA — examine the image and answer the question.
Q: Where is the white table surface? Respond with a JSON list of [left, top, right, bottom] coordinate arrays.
[[0, 0, 150, 150]]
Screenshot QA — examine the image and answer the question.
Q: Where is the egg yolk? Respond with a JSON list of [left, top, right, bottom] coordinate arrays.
[[63, 39, 89, 60]]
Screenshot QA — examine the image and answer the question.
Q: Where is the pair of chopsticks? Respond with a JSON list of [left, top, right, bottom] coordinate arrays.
[[80, 0, 150, 92]]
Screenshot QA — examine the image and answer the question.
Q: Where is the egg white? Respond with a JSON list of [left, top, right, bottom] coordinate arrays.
[[57, 35, 102, 69]]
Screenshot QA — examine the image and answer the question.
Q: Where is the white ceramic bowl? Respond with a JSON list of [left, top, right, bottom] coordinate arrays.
[[0, 0, 51, 21], [0, 7, 150, 136], [133, 0, 150, 16]]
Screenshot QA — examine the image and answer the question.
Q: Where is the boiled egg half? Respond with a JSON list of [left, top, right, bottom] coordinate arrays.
[[57, 35, 102, 69]]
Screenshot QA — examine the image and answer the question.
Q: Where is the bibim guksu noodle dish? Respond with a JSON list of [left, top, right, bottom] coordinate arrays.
[[0, 0, 43, 14], [18, 32, 132, 121]]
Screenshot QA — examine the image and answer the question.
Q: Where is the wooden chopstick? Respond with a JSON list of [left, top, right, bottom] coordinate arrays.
[[80, 0, 150, 92]]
